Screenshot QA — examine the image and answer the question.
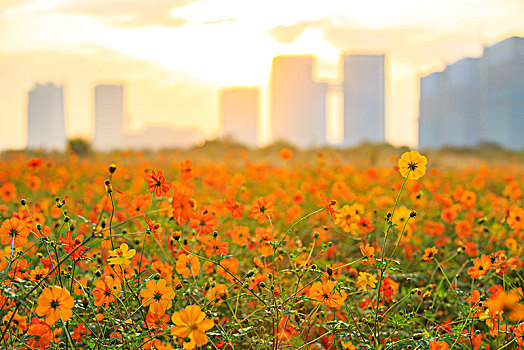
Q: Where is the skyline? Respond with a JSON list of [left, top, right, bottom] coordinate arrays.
[[1, 0, 524, 150]]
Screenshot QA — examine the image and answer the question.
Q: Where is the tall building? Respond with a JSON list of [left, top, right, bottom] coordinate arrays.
[[219, 87, 259, 147], [342, 54, 385, 146], [27, 83, 67, 151], [419, 36, 524, 150], [480, 36, 524, 150], [94, 84, 125, 150], [442, 57, 481, 147], [418, 72, 444, 149], [270, 55, 327, 148]]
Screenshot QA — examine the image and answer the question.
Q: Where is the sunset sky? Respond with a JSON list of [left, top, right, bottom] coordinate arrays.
[[1, 0, 524, 149]]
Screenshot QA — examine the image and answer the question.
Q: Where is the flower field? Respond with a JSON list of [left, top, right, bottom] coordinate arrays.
[[0, 146, 523, 349]]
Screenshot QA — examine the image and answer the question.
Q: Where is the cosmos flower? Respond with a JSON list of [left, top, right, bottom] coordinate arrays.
[[171, 305, 214, 350], [398, 150, 427, 180], [35, 286, 74, 325]]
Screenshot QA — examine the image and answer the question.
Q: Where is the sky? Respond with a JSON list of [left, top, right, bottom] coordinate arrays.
[[1, 0, 524, 149]]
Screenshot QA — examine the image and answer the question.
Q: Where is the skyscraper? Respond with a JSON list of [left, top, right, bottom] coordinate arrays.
[[27, 83, 67, 151], [219, 87, 259, 147], [342, 54, 385, 146], [270, 55, 327, 148], [94, 84, 124, 150], [418, 72, 444, 149], [418, 36, 524, 150], [480, 36, 524, 150]]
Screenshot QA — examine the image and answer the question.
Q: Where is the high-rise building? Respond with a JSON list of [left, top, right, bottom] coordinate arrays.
[[342, 54, 385, 146], [480, 36, 524, 150], [270, 55, 327, 148], [94, 84, 125, 150], [442, 57, 481, 147], [419, 36, 524, 150], [418, 72, 444, 149], [27, 83, 67, 151], [419, 58, 481, 149], [219, 87, 259, 147]]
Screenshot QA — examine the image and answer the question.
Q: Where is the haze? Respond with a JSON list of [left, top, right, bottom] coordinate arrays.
[[1, 0, 524, 149]]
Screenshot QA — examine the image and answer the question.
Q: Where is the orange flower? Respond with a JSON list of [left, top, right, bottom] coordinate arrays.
[[205, 284, 229, 306], [180, 159, 195, 181], [0, 183, 16, 202], [145, 170, 172, 197], [0, 217, 29, 247], [320, 194, 338, 220], [429, 340, 449, 350], [203, 235, 229, 257], [188, 209, 218, 235], [507, 207, 524, 231], [35, 286, 75, 325], [422, 246, 438, 262], [140, 279, 175, 315], [487, 289, 524, 322], [2, 311, 27, 334], [397, 150, 427, 180], [171, 305, 215, 349], [176, 254, 201, 278], [26, 317, 52, 350], [460, 190, 476, 209], [27, 266, 50, 282], [224, 198, 244, 218], [250, 197, 276, 223], [467, 254, 491, 279], [93, 275, 122, 307], [279, 148, 293, 161], [60, 230, 88, 261], [309, 281, 347, 309]]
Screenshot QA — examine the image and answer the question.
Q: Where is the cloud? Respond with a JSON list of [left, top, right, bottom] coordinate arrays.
[[54, 0, 195, 27], [267, 19, 328, 44]]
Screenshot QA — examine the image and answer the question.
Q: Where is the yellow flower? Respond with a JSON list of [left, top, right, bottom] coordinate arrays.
[[356, 272, 377, 291], [108, 243, 136, 265], [334, 205, 360, 233], [171, 305, 215, 349], [398, 150, 427, 180]]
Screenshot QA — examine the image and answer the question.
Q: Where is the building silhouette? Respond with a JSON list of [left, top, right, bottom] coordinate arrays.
[[219, 87, 259, 147], [270, 55, 327, 148], [480, 37, 524, 149], [94, 84, 125, 150], [419, 36, 524, 150], [342, 54, 385, 146], [27, 83, 67, 151], [419, 58, 481, 149], [418, 71, 444, 149]]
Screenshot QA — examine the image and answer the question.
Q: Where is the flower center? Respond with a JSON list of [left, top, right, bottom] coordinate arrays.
[[408, 162, 418, 171], [153, 292, 163, 301], [51, 300, 60, 309]]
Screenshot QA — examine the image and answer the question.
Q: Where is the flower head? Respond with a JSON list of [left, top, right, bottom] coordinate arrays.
[[0, 217, 29, 247], [309, 280, 347, 309], [467, 254, 491, 279], [398, 150, 427, 180], [145, 170, 172, 197], [93, 275, 122, 307], [35, 286, 74, 325], [140, 279, 175, 315], [108, 243, 136, 265], [171, 305, 214, 349], [422, 246, 438, 262]]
